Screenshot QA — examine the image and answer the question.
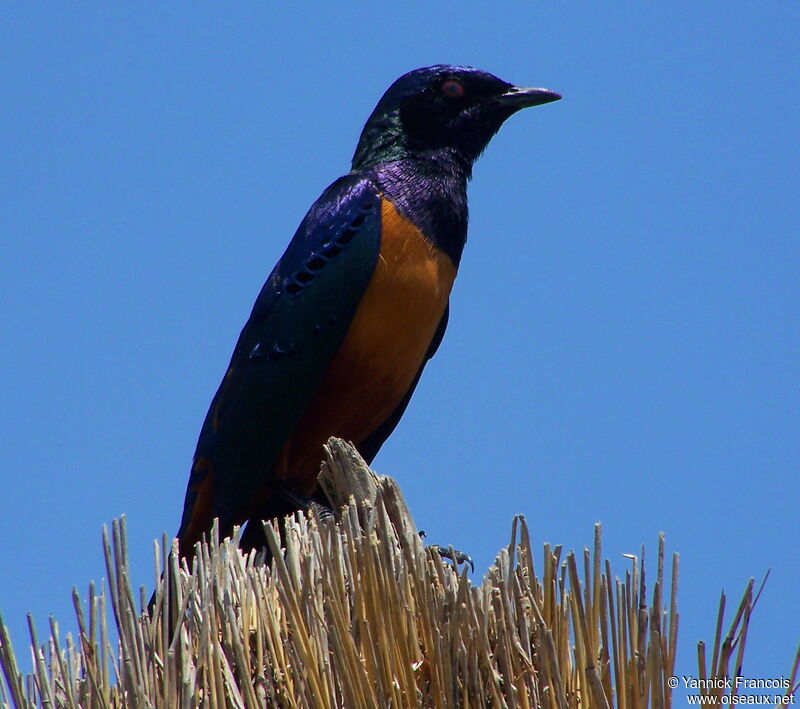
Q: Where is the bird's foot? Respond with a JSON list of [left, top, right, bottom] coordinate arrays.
[[239, 483, 335, 558], [434, 545, 474, 572], [418, 531, 474, 572]]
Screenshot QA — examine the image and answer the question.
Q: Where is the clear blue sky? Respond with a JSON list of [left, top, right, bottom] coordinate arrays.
[[2, 1, 798, 693]]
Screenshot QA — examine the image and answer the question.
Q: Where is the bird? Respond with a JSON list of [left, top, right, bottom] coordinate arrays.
[[175, 65, 560, 558]]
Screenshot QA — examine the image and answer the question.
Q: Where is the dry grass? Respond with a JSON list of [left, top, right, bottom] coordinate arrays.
[[0, 439, 796, 708]]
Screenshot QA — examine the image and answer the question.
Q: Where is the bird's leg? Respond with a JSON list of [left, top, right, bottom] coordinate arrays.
[[240, 480, 336, 555], [271, 481, 335, 522], [270, 479, 316, 511]]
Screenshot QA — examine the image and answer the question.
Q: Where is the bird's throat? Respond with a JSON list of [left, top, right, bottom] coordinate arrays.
[[367, 153, 469, 267]]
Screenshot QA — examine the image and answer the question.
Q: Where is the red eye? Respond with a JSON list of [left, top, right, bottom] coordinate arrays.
[[441, 79, 465, 98]]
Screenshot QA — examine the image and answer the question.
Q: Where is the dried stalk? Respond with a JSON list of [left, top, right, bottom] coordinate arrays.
[[0, 439, 786, 708]]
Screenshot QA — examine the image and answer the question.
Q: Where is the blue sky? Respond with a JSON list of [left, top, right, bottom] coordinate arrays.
[[2, 1, 798, 694]]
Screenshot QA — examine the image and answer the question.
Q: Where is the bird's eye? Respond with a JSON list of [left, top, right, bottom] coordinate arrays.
[[440, 79, 465, 99]]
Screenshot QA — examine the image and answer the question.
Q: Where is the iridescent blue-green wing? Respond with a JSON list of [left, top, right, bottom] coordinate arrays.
[[177, 174, 381, 550]]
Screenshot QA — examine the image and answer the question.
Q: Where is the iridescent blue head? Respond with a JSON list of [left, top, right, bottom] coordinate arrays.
[[352, 65, 560, 172]]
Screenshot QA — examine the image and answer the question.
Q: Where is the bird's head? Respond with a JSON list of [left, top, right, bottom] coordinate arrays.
[[352, 65, 560, 172]]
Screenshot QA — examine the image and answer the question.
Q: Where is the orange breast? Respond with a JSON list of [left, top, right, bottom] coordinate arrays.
[[278, 198, 457, 489]]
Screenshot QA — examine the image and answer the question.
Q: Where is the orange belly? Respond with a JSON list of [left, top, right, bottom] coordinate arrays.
[[278, 198, 457, 490]]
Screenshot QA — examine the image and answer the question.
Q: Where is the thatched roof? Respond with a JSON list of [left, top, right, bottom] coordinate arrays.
[[1, 439, 793, 708]]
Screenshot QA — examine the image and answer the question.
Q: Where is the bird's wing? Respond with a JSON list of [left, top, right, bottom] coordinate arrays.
[[177, 174, 382, 546]]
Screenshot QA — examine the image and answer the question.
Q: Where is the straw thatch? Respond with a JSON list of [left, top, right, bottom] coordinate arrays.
[[1, 438, 797, 708]]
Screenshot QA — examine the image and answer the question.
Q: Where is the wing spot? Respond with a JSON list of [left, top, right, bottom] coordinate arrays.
[[281, 181, 378, 299], [321, 243, 342, 259], [295, 270, 314, 285], [268, 342, 298, 361], [249, 343, 263, 359], [349, 213, 366, 230], [337, 229, 357, 246], [305, 255, 326, 272]]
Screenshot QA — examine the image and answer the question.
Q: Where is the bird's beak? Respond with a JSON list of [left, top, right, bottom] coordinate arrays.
[[496, 86, 562, 109]]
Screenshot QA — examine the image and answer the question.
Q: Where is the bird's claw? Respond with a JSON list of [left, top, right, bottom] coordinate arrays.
[[437, 546, 474, 572], [426, 542, 474, 572]]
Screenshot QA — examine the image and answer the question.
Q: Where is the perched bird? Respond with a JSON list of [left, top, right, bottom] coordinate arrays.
[[176, 65, 560, 557]]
